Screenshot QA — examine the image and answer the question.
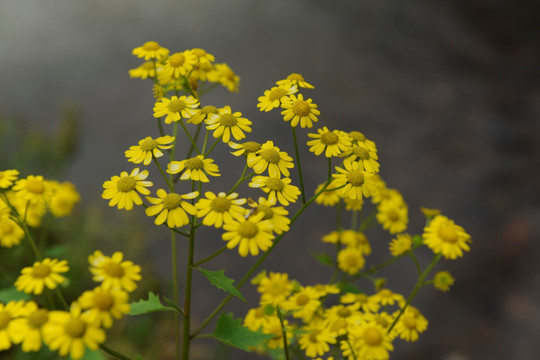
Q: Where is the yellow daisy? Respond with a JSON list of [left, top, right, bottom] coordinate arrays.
[[195, 191, 247, 228], [15, 258, 69, 295], [307, 127, 351, 158], [132, 41, 169, 60], [372, 288, 405, 307], [221, 211, 274, 257], [208, 63, 240, 92], [0, 218, 25, 248], [228, 140, 261, 157], [343, 196, 364, 211], [338, 246, 365, 275], [423, 215, 471, 259], [298, 326, 336, 358], [349, 130, 377, 152], [324, 304, 363, 336], [261, 316, 293, 350], [0, 169, 19, 189], [167, 155, 220, 183], [163, 50, 197, 79], [205, 106, 252, 143], [128, 61, 158, 79], [276, 73, 315, 89], [332, 159, 377, 200], [376, 200, 409, 234], [102, 168, 153, 210], [257, 84, 297, 112], [353, 321, 394, 360], [322, 229, 371, 255], [282, 286, 321, 322], [343, 143, 380, 173], [187, 105, 219, 125], [78, 285, 130, 328], [280, 93, 320, 128], [125, 135, 175, 165], [389, 233, 412, 256], [43, 304, 105, 360], [7, 191, 47, 227], [257, 272, 294, 306], [433, 271, 455, 292], [88, 250, 141, 292], [394, 306, 428, 342], [314, 183, 341, 207], [340, 292, 380, 313], [153, 95, 200, 124], [247, 140, 295, 177], [243, 306, 271, 332], [12, 175, 53, 205], [9, 301, 49, 352], [247, 197, 291, 235], [48, 181, 81, 218], [0, 300, 29, 351], [145, 189, 198, 228], [249, 175, 300, 206]]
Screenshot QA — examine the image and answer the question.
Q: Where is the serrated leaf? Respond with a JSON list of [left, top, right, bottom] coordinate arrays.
[[198, 268, 246, 303], [312, 252, 334, 267], [128, 292, 175, 316], [0, 287, 31, 302], [212, 312, 273, 351]]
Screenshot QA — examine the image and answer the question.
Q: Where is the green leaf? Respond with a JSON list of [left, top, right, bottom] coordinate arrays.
[[312, 252, 334, 267], [198, 268, 246, 303], [0, 287, 31, 302], [412, 235, 423, 247], [81, 348, 106, 360], [336, 282, 361, 294], [212, 312, 273, 352], [128, 292, 176, 316]]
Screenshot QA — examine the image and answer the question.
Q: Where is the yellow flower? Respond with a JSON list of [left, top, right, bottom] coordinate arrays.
[[12, 175, 53, 205], [371, 288, 405, 307], [208, 63, 240, 92], [7, 191, 47, 227], [163, 50, 197, 78], [167, 155, 220, 183], [324, 304, 363, 336], [332, 159, 377, 200], [228, 140, 261, 157], [249, 175, 300, 206], [128, 61, 157, 79], [247, 197, 290, 235], [349, 131, 377, 152], [88, 250, 141, 292], [343, 143, 380, 173], [0, 300, 29, 351], [102, 168, 153, 210], [298, 325, 336, 358], [393, 306, 428, 342], [282, 286, 321, 322], [146, 189, 198, 228], [205, 106, 252, 143], [389, 233, 412, 256], [78, 285, 130, 328], [125, 135, 175, 165], [433, 270, 455, 292], [195, 191, 247, 228], [322, 229, 371, 255], [261, 316, 293, 349], [9, 301, 50, 352], [376, 200, 409, 234], [222, 211, 274, 257], [0, 218, 24, 248], [243, 306, 272, 332], [423, 215, 471, 259], [187, 105, 219, 125], [0, 169, 19, 189], [15, 258, 69, 295], [276, 73, 314, 89], [257, 272, 293, 306], [340, 293, 380, 313], [307, 127, 351, 158], [132, 41, 169, 60], [338, 246, 365, 275], [314, 183, 341, 207], [247, 140, 295, 177], [43, 304, 105, 360], [280, 93, 320, 128], [153, 95, 200, 124], [257, 84, 297, 112], [350, 321, 394, 360], [48, 181, 81, 218], [343, 196, 364, 211]]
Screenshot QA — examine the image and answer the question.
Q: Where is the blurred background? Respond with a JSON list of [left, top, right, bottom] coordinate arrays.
[[1, 0, 539, 359]]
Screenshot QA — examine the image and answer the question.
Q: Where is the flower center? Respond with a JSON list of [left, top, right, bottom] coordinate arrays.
[[0, 312, 11, 330], [308, 330, 321, 343], [140, 138, 159, 151], [346, 170, 365, 186], [103, 262, 124, 278], [321, 132, 339, 145], [169, 53, 185, 68], [346, 254, 360, 267], [349, 131, 366, 142], [28, 309, 49, 328], [378, 289, 392, 298], [364, 327, 382, 346], [260, 149, 280, 164], [353, 146, 370, 160], [337, 308, 352, 318], [388, 209, 400, 221], [256, 205, 274, 220], [255, 307, 265, 318], [292, 100, 310, 116], [438, 225, 458, 243], [65, 318, 87, 338], [184, 157, 205, 170], [142, 62, 155, 70], [163, 193, 183, 210], [356, 294, 368, 303], [238, 221, 259, 238], [201, 105, 218, 115], [0, 222, 14, 234], [32, 264, 51, 278], [26, 179, 44, 194], [219, 113, 237, 127], [117, 176, 137, 192], [265, 178, 284, 192], [243, 141, 261, 153], [168, 99, 186, 113], [269, 88, 287, 101], [296, 294, 309, 306], [375, 315, 389, 328], [143, 41, 160, 51], [287, 73, 304, 82], [94, 291, 114, 311], [404, 316, 417, 329], [211, 197, 231, 212]]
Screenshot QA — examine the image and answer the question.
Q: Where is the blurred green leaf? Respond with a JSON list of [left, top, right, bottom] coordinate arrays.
[[198, 268, 246, 303], [212, 312, 273, 352], [128, 292, 175, 316], [0, 287, 31, 302], [312, 252, 334, 267]]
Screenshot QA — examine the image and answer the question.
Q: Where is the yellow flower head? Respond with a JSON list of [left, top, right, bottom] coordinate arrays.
[[187, 105, 220, 125], [49, 181, 81, 218], [307, 127, 352, 158], [132, 41, 169, 60], [393, 306, 428, 342], [276, 73, 314, 89], [12, 175, 53, 206], [9, 301, 50, 352], [167, 155, 220, 183], [348, 131, 377, 152], [257, 84, 298, 112], [153, 95, 200, 124], [78, 285, 130, 328], [298, 325, 336, 358], [222, 211, 275, 257], [125, 135, 175, 165], [372, 288, 405, 307], [351, 321, 394, 360], [0, 217, 24, 248], [0, 169, 19, 189], [145, 189, 198, 228], [324, 304, 363, 336], [228, 140, 262, 157], [247, 140, 295, 178], [247, 197, 291, 235], [282, 286, 321, 322], [340, 292, 380, 313], [433, 270, 455, 292], [257, 272, 294, 306], [423, 215, 471, 259], [280, 93, 320, 128], [195, 191, 247, 228], [205, 106, 252, 143], [15, 258, 69, 295], [129, 61, 157, 79], [0, 300, 29, 351], [343, 143, 380, 173], [376, 200, 409, 234], [322, 229, 371, 255], [208, 63, 240, 92], [102, 168, 153, 210], [332, 159, 377, 200], [314, 182, 341, 207], [337, 246, 365, 275], [389, 233, 412, 256], [243, 306, 272, 332], [164, 50, 197, 78], [88, 250, 141, 292], [249, 175, 300, 206], [343, 196, 364, 211]]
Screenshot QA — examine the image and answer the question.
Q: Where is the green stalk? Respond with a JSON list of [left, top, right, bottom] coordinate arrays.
[[181, 213, 197, 360], [292, 126, 306, 203], [153, 157, 174, 192], [277, 307, 290, 360], [227, 163, 248, 195], [179, 119, 200, 155], [171, 230, 181, 359], [192, 246, 227, 267], [99, 344, 132, 360]]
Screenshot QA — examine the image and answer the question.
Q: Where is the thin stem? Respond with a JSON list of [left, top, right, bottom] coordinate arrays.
[[227, 163, 248, 195], [193, 246, 227, 267], [204, 138, 220, 157], [179, 119, 200, 155], [186, 123, 203, 159], [153, 157, 174, 192], [292, 126, 306, 204], [328, 157, 332, 181], [181, 212, 197, 360], [201, 129, 210, 156], [157, 118, 166, 138], [171, 230, 180, 360], [99, 344, 132, 360], [21, 215, 42, 261], [277, 307, 290, 360], [408, 250, 422, 276]]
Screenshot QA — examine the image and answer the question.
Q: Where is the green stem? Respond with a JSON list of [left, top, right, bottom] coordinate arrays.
[[227, 163, 248, 195], [328, 157, 332, 181], [171, 230, 180, 360], [157, 118, 166, 138], [192, 246, 227, 267], [408, 250, 422, 276], [181, 213, 197, 360], [277, 307, 290, 360], [179, 119, 200, 155], [204, 138, 220, 157], [99, 344, 132, 360], [387, 254, 442, 333], [292, 126, 306, 204], [21, 215, 42, 261], [153, 157, 174, 192], [186, 123, 203, 159]]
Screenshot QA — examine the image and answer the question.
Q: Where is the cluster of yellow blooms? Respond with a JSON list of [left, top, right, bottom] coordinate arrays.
[[0, 170, 141, 359]]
